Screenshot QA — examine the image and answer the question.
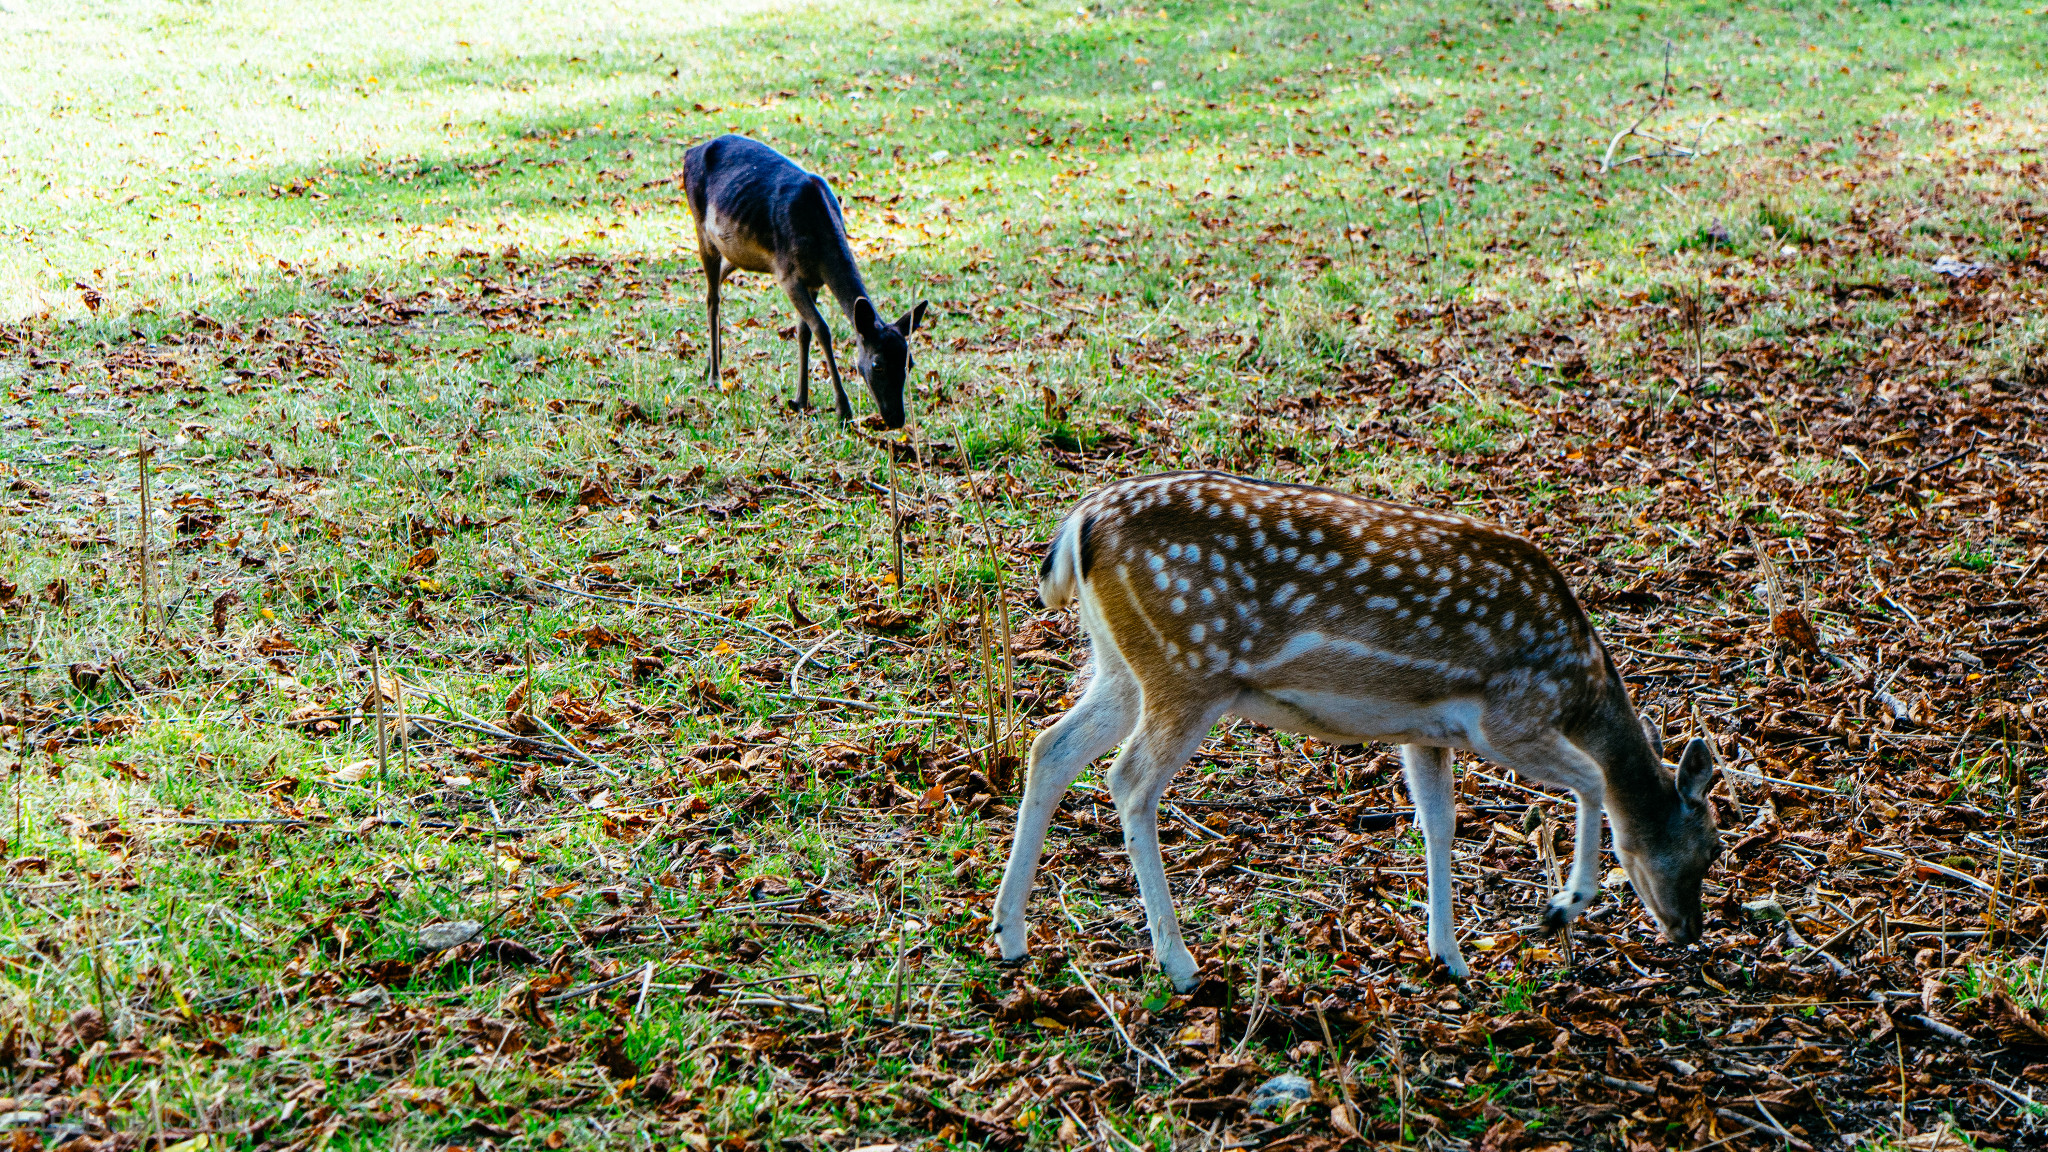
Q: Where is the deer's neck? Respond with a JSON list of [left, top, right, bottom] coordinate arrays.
[[819, 247, 872, 337], [1578, 676, 1677, 834]]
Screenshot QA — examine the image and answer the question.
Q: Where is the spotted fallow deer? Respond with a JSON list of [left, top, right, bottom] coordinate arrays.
[[682, 134, 927, 428], [993, 471, 1721, 991]]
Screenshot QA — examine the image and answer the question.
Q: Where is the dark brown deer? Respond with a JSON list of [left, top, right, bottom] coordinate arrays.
[[994, 472, 1722, 991], [682, 134, 927, 428]]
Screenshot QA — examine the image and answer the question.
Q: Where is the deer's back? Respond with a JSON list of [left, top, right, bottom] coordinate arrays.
[[1070, 473, 1609, 725], [683, 135, 848, 277]]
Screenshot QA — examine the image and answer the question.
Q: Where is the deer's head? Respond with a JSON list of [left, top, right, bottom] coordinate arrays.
[[853, 297, 928, 429], [1613, 726, 1721, 945]]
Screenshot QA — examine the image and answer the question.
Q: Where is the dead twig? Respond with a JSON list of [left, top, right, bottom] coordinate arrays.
[[531, 577, 815, 662]]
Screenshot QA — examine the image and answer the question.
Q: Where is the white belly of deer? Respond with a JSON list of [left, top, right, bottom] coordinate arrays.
[[1230, 688, 1482, 748], [702, 205, 779, 274]]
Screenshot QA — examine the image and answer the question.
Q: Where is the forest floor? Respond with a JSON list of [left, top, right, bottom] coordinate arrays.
[[3, 0, 2048, 1148]]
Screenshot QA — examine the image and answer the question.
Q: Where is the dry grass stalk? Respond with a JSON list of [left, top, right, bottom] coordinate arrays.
[[886, 439, 905, 593], [370, 644, 389, 785], [394, 663, 410, 775], [977, 583, 998, 765], [995, 573, 1017, 771]]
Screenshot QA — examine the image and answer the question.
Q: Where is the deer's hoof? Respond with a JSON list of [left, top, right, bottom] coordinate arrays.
[[1542, 890, 1597, 932]]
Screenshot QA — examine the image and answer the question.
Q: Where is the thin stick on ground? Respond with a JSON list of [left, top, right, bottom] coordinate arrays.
[[1069, 957, 1175, 1078], [1600, 114, 1649, 173], [532, 577, 813, 661], [137, 442, 154, 641]]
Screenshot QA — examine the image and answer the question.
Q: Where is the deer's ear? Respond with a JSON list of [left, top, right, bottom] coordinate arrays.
[[895, 299, 929, 337], [1675, 737, 1717, 807], [853, 296, 879, 334], [1640, 716, 1665, 764]]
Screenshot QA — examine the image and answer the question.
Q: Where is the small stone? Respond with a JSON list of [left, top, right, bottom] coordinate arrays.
[[345, 985, 392, 1009], [1741, 896, 1789, 923], [1248, 1073, 1313, 1118], [416, 920, 482, 953], [1932, 255, 1990, 279]]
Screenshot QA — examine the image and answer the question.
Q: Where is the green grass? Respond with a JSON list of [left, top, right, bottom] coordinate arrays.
[[3, 0, 2047, 1146]]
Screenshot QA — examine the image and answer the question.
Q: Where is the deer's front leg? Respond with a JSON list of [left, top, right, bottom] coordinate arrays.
[[781, 278, 852, 423], [819, 337, 853, 425], [1543, 787, 1606, 930], [794, 321, 813, 411], [1400, 744, 1469, 979]]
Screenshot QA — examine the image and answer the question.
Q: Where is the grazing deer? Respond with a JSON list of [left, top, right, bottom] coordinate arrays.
[[994, 471, 1721, 991], [682, 134, 928, 428]]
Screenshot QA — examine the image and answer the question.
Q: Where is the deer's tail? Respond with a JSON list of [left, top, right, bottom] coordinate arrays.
[[1036, 505, 1094, 612]]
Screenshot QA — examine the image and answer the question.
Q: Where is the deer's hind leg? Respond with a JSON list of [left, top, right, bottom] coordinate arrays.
[[1106, 698, 1230, 993], [1401, 743, 1469, 979], [699, 248, 726, 386], [993, 645, 1138, 965]]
